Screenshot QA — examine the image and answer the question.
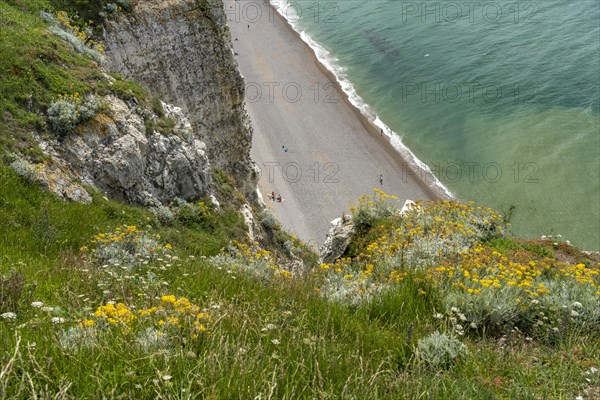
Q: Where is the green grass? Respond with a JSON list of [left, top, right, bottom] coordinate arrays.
[[0, 0, 150, 153], [1, 164, 598, 398], [1, 1, 599, 398], [489, 237, 555, 259]]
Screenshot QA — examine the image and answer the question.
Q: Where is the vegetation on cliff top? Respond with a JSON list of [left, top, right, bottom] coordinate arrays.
[[1, 1, 599, 399], [0, 0, 143, 153], [2, 164, 599, 398]]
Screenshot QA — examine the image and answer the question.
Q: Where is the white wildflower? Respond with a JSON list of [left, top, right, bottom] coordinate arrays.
[[51, 317, 65, 324], [571, 310, 580, 317], [458, 313, 467, 322], [1, 312, 17, 320], [271, 339, 280, 345], [162, 375, 172, 381], [41, 306, 54, 312], [572, 302, 583, 309], [31, 301, 44, 308]]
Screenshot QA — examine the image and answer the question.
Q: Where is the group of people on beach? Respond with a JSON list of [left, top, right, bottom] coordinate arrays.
[[269, 191, 283, 203]]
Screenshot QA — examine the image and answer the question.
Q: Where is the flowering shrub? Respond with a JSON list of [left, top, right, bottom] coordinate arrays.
[[316, 198, 505, 304], [59, 296, 211, 353], [47, 93, 99, 133], [88, 225, 172, 270], [316, 194, 599, 338], [351, 188, 397, 229], [432, 246, 600, 336], [316, 258, 387, 304], [417, 331, 469, 368], [146, 197, 213, 226], [210, 241, 292, 281], [41, 11, 104, 62]]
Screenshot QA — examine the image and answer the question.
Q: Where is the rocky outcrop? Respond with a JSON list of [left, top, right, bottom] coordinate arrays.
[[37, 95, 211, 204], [399, 199, 417, 215], [8, 153, 92, 204], [240, 204, 258, 243], [102, 0, 258, 199], [318, 216, 356, 264]]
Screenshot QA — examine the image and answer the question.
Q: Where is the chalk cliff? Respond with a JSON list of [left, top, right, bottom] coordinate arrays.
[[28, 95, 212, 204], [102, 0, 258, 199]]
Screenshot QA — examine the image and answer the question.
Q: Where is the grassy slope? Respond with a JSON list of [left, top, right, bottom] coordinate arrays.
[[0, 1, 599, 399], [1, 165, 598, 399]]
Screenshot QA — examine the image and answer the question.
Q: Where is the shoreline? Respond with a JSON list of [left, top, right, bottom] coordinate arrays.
[[226, 0, 448, 244], [266, 2, 452, 201]]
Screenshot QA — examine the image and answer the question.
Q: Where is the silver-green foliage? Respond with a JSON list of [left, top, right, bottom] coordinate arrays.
[[417, 331, 469, 368], [47, 26, 103, 63], [47, 95, 99, 134], [260, 210, 277, 229], [8, 154, 36, 180]]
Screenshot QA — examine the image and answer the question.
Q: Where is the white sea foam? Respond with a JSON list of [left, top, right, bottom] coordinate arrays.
[[269, 1, 454, 199]]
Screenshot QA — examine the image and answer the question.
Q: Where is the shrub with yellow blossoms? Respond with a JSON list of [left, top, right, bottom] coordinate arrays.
[[210, 241, 293, 281], [63, 296, 212, 353], [88, 225, 172, 270], [316, 197, 506, 304], [316, 194, 599, 337]]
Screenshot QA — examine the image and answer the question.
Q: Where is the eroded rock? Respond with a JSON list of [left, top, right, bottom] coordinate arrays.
[[40, 95, 211, 204], [318, 216, 356, 264], [102, 0, 258, 198]]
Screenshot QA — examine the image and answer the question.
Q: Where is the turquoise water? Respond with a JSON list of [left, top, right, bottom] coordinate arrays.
[[274, 0, 600, 250]]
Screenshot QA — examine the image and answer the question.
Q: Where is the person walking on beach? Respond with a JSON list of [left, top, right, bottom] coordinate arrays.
[[379, 174, 383, 185], [282, 145, 288, 153]]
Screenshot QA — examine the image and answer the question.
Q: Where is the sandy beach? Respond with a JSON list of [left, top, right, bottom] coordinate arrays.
[[224, 0, 439, 247]]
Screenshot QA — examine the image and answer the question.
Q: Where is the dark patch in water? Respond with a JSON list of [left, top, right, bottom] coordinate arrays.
[[364, 29, 402, 62]]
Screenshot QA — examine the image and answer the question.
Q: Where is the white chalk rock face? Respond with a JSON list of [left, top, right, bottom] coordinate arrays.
[[319, 216, 356, 264], [400, 199, 418, 216], [54, 95, 211, 204], [102, 0, 259, 199], [240, 204, 257, 243]]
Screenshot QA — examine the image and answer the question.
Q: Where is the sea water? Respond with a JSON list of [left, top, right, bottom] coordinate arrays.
[[269, 0, 600, 250]]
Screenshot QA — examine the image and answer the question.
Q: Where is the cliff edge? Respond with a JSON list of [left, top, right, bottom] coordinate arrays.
[[102, 0, 259, 200]]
